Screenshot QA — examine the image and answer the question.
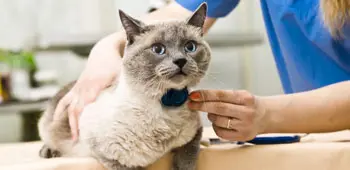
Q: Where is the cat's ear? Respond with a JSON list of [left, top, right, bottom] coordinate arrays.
[[186, 2, 207, 29], [119, 10, 145, 43]]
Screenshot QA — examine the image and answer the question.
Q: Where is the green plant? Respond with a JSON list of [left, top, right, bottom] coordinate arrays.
[[22, 51, 37, 71], [0, 49, 37, 71], [0, 49, 10, 64]]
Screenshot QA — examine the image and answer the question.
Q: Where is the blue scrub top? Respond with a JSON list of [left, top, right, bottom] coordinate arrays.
[[176, 0, 350, 94]]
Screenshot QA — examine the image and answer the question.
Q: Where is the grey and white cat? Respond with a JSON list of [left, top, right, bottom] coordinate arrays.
[[38, 3, 211, 170]]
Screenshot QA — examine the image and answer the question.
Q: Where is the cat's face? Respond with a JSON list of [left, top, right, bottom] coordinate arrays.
[[120, 3, 210, 93]]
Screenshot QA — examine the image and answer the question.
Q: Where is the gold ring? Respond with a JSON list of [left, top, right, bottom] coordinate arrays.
[[227, 118, 232, 129]]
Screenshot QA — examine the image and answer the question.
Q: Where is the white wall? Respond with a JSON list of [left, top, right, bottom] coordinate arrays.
[[241, 0, 283, 95]]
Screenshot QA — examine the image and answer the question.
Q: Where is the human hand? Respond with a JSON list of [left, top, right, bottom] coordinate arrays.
[[53, 33, 124, 141], [188, 90, 267, 141], [53, 74, 115, 141]]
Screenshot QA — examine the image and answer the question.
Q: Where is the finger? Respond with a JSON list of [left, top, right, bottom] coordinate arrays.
[[68, 105, 80, 141], [212, 125, 241, 141], [85, 90, 98, 104], [213, 125, 254, 141], [53, 93, 73, 121], [68, 112, 79, 141], [68, 98, 84, 140], [68, 95, 86, 117], [188, 101, 246, 118], [83, 88, 99, 104], [208, 114, 241, 129], [189, 90, 255, 105]]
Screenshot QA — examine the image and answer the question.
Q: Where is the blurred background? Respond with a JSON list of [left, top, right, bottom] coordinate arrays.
[[0, 0, 283, 143]]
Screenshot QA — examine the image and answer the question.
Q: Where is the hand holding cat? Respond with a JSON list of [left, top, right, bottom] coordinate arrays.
[[53, 77, 108, 141], [53, 42, 121, 141], [188, 90, 267, 142]]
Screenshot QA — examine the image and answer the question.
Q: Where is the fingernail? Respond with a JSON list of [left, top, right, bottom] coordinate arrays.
[[71, 132, 77, 141], [190, 92, 201, 100]]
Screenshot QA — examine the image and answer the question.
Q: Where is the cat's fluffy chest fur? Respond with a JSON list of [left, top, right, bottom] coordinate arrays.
[[78, 77, 201, 167]]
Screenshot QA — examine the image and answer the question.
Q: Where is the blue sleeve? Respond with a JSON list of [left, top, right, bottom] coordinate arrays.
[[175, 0, 240, 18]]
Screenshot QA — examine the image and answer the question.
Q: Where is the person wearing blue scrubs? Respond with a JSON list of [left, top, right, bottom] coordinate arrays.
[[55, 0, 350, 142]]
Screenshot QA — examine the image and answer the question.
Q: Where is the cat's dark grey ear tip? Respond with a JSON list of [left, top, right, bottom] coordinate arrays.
[[118, 9, 144, 43], [186, 2, 208, 29], [194, 2, 208, 17], [118, 9, 127, 20], [198, 2, 208, 13]]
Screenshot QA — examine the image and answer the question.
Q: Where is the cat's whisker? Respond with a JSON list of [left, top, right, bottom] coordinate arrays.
[[146, 76, 161, 93], [206, 71, 222, 75], [205, 73, 230, 103], [194, 69, 229, 107], [206, 73, 228, 88]]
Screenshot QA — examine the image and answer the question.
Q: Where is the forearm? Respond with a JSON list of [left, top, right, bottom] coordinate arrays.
[[262, 81, 350, 134], [81, 32, 123, 79]]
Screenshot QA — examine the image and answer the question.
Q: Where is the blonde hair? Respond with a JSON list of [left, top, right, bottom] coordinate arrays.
[[320, 0, 350, 37]]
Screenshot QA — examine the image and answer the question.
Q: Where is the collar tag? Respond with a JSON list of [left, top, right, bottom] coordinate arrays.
[[161, 88, 189, 107]]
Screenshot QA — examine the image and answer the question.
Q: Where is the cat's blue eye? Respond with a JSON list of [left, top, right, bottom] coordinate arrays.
[[152, 43, 166, 55], [184, 41, 197, 53]]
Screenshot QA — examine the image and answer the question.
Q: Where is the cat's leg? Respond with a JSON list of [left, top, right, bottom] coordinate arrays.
[[38, 81, 76, 158], [97, 156, 145, 170], [172, 127, 202, 170], [39, 144, 61, 158], [38, 112, 72, 158], [89, 137, 146, 170]]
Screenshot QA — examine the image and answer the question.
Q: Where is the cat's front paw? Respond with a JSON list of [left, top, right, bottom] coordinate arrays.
[[39, 145, 61, 158]]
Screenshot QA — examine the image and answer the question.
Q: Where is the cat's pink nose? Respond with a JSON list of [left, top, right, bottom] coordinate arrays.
[[173, 58, 187, 68]]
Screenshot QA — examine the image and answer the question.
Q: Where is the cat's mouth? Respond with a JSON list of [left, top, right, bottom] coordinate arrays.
[[169, 70, 188, 79], [177, 70, 188, 76]]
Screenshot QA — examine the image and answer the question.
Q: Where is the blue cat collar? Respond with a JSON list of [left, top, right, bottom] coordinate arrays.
[[161, 88, 189, 107]]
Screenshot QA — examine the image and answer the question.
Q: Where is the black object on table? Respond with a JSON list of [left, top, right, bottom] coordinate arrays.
[[0, 99, 49, 142]]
